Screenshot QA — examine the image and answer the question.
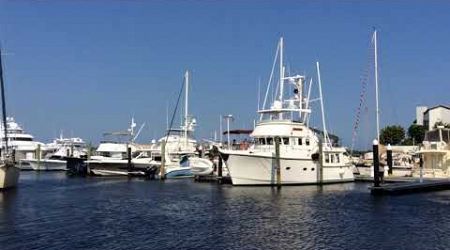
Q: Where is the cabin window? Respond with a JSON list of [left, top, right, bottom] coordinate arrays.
[[282, 137, 289, 145], [267, 137, 273, 145], [291, 138, 296, 145], [336, 154, 340, 163], [325, 154, 330, 163], [330, 154, 335, 163], [298, 138, 303, 145], [258, 138, 266, 145], [305, 139, 310, 146]]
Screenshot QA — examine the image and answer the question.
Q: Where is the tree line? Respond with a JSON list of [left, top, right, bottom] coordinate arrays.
[[380, 121, 450, 145]]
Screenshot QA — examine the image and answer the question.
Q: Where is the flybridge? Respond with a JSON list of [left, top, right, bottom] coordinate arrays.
[[258, 38, 313, 124], [257, 37, 333, 148]]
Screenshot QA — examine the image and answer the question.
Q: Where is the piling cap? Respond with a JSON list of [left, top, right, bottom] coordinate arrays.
[[373, 139, 379, 146], [387, 144, 392, 150]]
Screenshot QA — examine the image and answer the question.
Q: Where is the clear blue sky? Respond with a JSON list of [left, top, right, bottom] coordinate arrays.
[[0, 1, 449, 149]]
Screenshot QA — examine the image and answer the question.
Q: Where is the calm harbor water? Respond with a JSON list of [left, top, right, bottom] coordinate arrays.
[[0, 172, 449, 250]]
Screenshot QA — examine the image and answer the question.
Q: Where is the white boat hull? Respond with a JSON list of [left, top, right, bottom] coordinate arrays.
[[17, 160, 33, 170], [189, 157, 214, 176], [87, 158, 156, 177], [224, 153, 354, 185], [0, 163, 20, 189], [27, 159, 67, 171]]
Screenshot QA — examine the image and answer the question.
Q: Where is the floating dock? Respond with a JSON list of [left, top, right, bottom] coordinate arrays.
[[355, 175, 415, 183], [369, 179, 450, 195], [194, 175, 232, 184]]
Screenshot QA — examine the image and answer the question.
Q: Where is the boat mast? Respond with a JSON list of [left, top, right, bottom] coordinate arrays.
[[316, 62, 330, 147], [303, 78, 313, 125], [184, 70, 189, 147], [0, 47, 9, 156], [278, 37, 284, 120], [373, 29, 380, 142]]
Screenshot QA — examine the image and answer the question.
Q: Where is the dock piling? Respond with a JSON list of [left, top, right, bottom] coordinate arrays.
[[387, 144, 393, 176], [318, 140, 323, 184], [160, 140, 166, 180], [218, 155, 223, 178], [419, 155, 424, 183], [373, 139, 380, 187], [127, 146, 132, 172], [36, 144, 41, 169], [275, 136, 281, 188]]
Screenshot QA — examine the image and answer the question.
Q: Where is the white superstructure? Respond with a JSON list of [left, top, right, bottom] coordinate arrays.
[[22, 136, 88, 171], [416, 126, 450, 178], [0, 117, 43, 163], [86, 118, 155, 176], [220, 38, 354, 185]]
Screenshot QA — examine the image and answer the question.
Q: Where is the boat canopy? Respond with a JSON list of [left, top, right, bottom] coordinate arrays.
[[222, 129, 253, 135]]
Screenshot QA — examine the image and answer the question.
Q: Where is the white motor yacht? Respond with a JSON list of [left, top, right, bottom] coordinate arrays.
[[0, 117, 44, 170], [416, 126, 450, 178], [86, 119, 156, 176], [220, 38, 354, 185], [22, 136, 87, 171]]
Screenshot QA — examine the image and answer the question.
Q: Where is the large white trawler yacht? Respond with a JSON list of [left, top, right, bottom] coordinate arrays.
[[1, 117, 43, 167], [220, 38, 354, 185]]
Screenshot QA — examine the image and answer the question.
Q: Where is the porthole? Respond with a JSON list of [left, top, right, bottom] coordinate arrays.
[[286, 167, 291, 170], [311, 168, 315, 171], [303, 168, 307, 171]]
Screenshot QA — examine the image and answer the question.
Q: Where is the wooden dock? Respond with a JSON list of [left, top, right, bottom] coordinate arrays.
[[355, 175, 416, 183], [369, 179, 450, 195], [194, 175, 232, 184]]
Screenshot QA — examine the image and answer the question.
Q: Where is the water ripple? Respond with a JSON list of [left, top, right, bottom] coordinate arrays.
[[0, 172, 449, 250]]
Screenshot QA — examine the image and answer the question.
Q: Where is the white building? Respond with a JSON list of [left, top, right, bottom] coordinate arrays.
[[416, 106, 428, 126], [416, 105, 450, 131]]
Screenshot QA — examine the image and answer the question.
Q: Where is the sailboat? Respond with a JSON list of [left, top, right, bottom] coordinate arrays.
[[153, 70, 202, 178], [219, 37, 354, 185], [351, 30, 414, 177], [0, 46, 20, 189]]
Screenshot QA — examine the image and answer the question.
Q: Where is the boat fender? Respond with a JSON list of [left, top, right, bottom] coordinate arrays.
[[311, 153, 319, 161]]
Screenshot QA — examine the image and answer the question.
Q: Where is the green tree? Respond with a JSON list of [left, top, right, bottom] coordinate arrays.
[[380, 125, 405, 145], [407, 124, 426, 144]]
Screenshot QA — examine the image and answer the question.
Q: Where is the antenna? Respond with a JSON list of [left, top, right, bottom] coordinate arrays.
[[303, 78, 313, 125], [132, 123, 146, 142], [166, 102, 169, 130], [278, 37, 284, 120], [184, 70, 189, 147], [257, 78, 261, 111], [316, 61, 331, 147], [261, 41, 280, 120], [219, 114, 223, 144]]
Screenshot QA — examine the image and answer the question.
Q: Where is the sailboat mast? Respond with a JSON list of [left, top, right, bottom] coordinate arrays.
[[316, 62, 330, 146], [184, 70, 189, 147], [374, 29, 380, 141], [0, 48, 9, 154], [278, 37, 284, 120]]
